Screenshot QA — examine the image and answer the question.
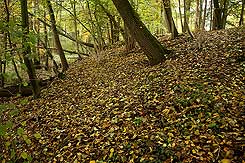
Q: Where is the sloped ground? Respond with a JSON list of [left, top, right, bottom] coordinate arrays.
[[1, 27, 244, 162]]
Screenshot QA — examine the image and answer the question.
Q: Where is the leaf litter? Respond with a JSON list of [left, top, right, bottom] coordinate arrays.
[[0, 27, 244, 162]]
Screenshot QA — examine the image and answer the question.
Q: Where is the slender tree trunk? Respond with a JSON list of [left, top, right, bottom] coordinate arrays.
[[32, 0, 41, 66], [43, 11, 49, 70], [46, 0, 69, 72], [0, 33, 7, 88], [202, 0, 207, 29], [94, 9, 106, 48], [210, 0, 213, 30], [0, 61, 3, 88], [178, 0, 184, 32], [99, 3, 122, 43], [221, 0, 228, 29], [71, 0, 82, 59], [195, 0, 200, 30], [183, 0, 191, 32], [199, 0, 203, 28], [183, 0, 194, 38], [86, 0, 100, 48], [5, 0, 22, 83], [29, 12, 94, 48], [20, 0, 40, 98], [240, 0, 244, 26], [112, 0, 170, 65], [162, 0, 178, 38], [42, 11, 59, 74]]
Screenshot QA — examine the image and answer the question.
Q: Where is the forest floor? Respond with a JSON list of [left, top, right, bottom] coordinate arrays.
[[1, 27, 245, 163]]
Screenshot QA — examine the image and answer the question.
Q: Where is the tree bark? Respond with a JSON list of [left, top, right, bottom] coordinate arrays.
[[221, 0, 228, 29], [29, 12, 94, 48], [71, 0, 82, 59], [43, 11, 59, 74], [20, 0, 40, 98], [32, 0, 41, 66], [183, 0, 191, 32], [46, 0, 69, 72], [212, 0, 222, 30], [199, 0, 203, 29], [202, 0, 207, 30], [195, 0, 200, 30], [210, 0, 213, 30], [112, 0, 170, 65], [178, 0, 184, 32], [4, 0, 23, 84], [162, 0, 178, 38], [183, 0, 194, 38], [124, 25, 136, 52], [240, 0, 245, 26], [99, 3, 123, 43]]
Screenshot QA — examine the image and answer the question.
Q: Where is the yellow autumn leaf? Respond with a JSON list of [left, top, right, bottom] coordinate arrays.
[[90, 160, 96, 163], [221, 159, 231, 163], [109, 148, 114, 158]]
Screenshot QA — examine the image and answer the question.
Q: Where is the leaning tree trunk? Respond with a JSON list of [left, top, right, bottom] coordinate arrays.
[[240, 0, 245, 26], [46, 0, 69, 72], [162, 0, 178, 39], [112, 0, 170, 65], [20, 0, 40, 98]]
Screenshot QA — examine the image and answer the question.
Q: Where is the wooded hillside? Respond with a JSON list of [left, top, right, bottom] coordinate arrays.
[[1, 27, 244, 162], [0, 0, 244, 162]]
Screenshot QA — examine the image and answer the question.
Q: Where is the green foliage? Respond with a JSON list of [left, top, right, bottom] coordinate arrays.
[[0, 104, 32, 162]]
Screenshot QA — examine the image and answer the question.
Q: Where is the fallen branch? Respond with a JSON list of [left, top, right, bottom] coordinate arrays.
[[0, 77, 55, 97], [36, 46, 89, 56]]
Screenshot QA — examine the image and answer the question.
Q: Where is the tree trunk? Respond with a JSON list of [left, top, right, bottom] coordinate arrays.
[[99, 3, 122, 44], [20, 0, 40, 98], [183, 0, 194, 38], [195, 0, 200, 30], [178, 0, 184, 32], [183, 0, 191, 32], [240, 0, 244, 26], [43, 11, 59, 74], [124, 25, 136, 52], [5, 0, 23, 83], [112, 0, 170, 65], [199, 0, 203, 28], [202, 0, 207, 30], [212, 0, 222, 30], [32, 0, 41, 66], [71, 0, 82, 59], [210, 0, 213, 30], [28, 12, 95, 48], [162, 0, 178, 38], [221, 0, 228, 29], [46, 0, 69, 72]]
